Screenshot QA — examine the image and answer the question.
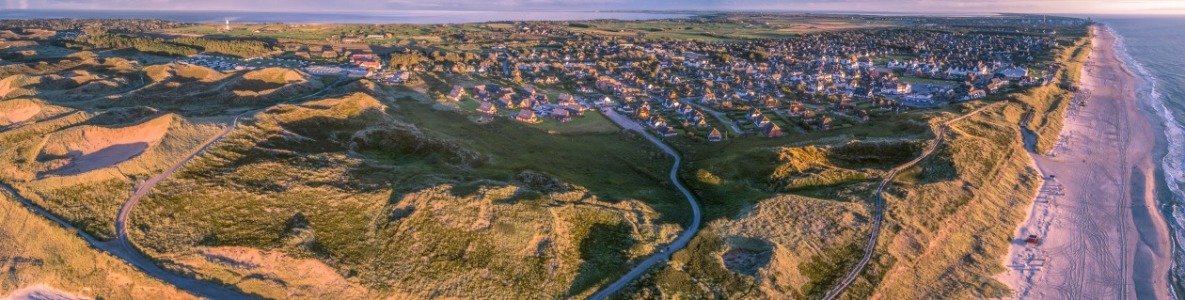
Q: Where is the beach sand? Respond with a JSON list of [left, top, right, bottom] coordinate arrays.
[[998, 25, 1173, 299]]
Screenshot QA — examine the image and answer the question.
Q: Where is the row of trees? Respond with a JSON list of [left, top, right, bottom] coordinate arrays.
[[0, 19, 188, 33], [64, 31, 198, 56], [173, 37, 273, 57], [64, 31, 274, 58]]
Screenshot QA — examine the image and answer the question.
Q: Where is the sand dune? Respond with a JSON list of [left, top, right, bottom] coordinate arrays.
[[38, 114, 173, 176], [169, 247, 370, 299], [1, 284, 87, 300], [233, 68, 320, 97], [0, 75, 40, 99], [143, 63, 225, 83], [0, 99, 41, 126]]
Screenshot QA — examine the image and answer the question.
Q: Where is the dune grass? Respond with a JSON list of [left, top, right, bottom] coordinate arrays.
[[129, 88, 687, 299], [0, 110, 225, 240], [1015, 29, 1093, 154], [0, 188, 194, 300]]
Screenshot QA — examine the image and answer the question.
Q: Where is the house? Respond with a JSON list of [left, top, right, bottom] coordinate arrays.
[[515, 109, 540, 123], [477, 101, 497, 115], [896, 82, 912, 94], [656, 125, 677, 138], [447, 85, 466, 102], [756, 116, 772, 128], [562, 102, 585, 116], [551, 108, 572, 122], [359, 61, 382, 69], [707, 128, 723, 142], [762, 123, 784, 138], [636, 103, 651, 119], [519, 97, 535, 109], [968, 88, 987, 99]]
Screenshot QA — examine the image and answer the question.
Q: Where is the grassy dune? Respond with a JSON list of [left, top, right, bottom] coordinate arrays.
[[839, 103, 1040, 299], [0, 109, 224, 239], [117, 64, 323, 113], [130, 88, 686, 298], [0, 189, 193, 300], [620, 138, 924, 299], [1015, 29, 1093, 154]]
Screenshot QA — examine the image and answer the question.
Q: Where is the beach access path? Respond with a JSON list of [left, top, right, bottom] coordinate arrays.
[[999, 25, 1172, 299]]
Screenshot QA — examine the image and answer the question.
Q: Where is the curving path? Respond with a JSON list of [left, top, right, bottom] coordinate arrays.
[[822, 102, 1003, 300], [2, 77, 353, 299], [590, 109, 702, 300]]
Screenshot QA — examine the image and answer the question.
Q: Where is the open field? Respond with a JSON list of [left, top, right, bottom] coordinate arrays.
[[569, 15, 900, 41]]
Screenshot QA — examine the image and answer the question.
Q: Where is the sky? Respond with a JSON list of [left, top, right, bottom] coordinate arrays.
[[3, 0, 1185, 15]]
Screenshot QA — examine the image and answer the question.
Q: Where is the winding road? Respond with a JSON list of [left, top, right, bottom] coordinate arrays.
[[590, 109, 702, 300], [1, 77, 353, 299], [822, 102, 1003, 300]]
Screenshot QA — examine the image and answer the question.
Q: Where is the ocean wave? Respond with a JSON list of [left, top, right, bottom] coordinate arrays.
[[1109, 24, 1185, 298]]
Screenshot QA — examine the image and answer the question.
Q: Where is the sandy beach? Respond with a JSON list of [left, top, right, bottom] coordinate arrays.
[[999, 25, 1174, 299]]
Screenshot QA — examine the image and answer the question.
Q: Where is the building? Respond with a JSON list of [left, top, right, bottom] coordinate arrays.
[[515, 109, 540, 123], [762, 123, 784, 138], [551, 108, 572, 122], [657, 125, 677, 138], [477, 101, 497, 115], [707, 128, 723, 142], [447, 85, 466, 102]]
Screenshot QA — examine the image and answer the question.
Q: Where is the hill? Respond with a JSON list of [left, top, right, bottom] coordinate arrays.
[[129, 88, 687, 298]]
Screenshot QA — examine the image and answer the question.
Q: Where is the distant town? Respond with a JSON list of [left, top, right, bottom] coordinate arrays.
[[0, 14, 1087, 143]]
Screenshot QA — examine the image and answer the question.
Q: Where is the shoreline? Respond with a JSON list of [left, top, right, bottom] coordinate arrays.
[[1110, 23, 1185, 299], [998, 24, 1174, 299]]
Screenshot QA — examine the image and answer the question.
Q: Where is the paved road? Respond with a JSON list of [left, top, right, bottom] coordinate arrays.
[[822, 102, 1002, 300], [0, 181, 247, 299], [106, 77, 353, 298], [590, 109, 702, 300], [1, 77, 354, 299]]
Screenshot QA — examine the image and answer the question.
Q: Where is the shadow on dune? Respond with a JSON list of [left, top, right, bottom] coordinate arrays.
[[38, 142, 150, 178]]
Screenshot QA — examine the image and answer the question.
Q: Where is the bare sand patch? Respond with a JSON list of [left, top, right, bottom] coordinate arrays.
[[143, 63, 225, 83], [170, 247, 370, 300], [2, 284, 87, 300], [0, 99, 41, 126], [233, 68, 319, 97], [38, 114, 172, 176]]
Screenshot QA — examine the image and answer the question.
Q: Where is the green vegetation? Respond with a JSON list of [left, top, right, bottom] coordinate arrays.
[[129, 88, 687, 298], [860, 102, 1041, 299], [0, 188, 193, 300], [64, 31, 273, 57], [0, 15, 1094, 300], [1015, 27, 1092, 154]]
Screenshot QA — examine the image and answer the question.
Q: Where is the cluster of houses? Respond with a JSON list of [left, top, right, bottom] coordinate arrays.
[[460, 84, 589, 124], [153, 16, 1078, 143], [406, 24, 1071, 141]]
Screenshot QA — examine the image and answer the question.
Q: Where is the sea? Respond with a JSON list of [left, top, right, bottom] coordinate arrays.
[[1103, 16, 1185, 290], [0, 9, 690, 24]]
